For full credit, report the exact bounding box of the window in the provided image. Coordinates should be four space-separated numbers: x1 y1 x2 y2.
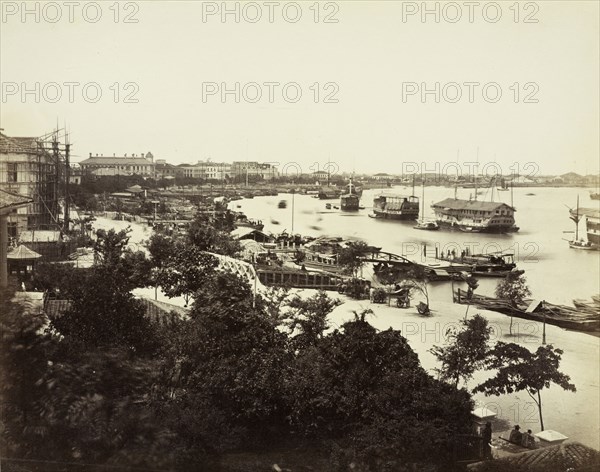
7 163 17 182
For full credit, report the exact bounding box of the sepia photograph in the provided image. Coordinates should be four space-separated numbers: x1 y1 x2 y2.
1 1 599 471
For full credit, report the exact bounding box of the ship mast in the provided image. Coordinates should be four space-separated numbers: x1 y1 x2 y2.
576 195 579 240
474 147 479 201
421 180 425 222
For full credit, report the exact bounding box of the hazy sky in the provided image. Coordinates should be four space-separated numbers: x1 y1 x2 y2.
1 1 598 177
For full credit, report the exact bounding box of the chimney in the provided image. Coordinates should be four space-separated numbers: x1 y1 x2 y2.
89 152 92 157
113 153 115 157
125 153 127 157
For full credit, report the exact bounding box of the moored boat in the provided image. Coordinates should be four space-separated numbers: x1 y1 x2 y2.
340 179 360 211
372 193 419 220
431 198 519 233
414 221 439 231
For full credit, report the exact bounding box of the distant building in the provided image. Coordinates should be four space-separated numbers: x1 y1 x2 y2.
312 170 330 181
79 152 155 176
155 159 180 180
0 132 61 238
373 172 395 181
231 161 278 180
180 161 232 180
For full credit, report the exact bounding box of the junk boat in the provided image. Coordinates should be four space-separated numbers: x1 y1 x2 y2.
278 200 287 209
340 179 360 211
372 193 419 220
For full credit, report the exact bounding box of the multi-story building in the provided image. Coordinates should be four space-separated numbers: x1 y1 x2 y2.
0 132 61 238
155 159 181 180
180 161 232 180
231 161 278 181
79 152 155 176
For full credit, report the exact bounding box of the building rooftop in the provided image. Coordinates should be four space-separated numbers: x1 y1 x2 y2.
432 198 515 211
0 133 39 153
469 441 600 470
7 245 42 260
79 155 154 166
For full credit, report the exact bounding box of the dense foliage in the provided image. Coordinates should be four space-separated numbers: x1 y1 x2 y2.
1 224 478 471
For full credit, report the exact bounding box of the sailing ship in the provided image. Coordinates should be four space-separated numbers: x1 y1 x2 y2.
414 182 438 230
340 179 360 211
567 197 599 250
431 182 519 233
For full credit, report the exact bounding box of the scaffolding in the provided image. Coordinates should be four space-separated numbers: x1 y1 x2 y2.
0 128 71 238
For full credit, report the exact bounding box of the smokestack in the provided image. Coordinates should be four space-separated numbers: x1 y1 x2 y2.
89 152 92 157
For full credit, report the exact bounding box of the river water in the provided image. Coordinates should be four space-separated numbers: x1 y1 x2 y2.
231 186 600 306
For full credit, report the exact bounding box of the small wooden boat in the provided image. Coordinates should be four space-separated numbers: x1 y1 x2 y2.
325 203 332 209
568 239 596 250
278 200 287 209
414 221 439 231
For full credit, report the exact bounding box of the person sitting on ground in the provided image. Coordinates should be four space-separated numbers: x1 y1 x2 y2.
509 425 522 444
521 429 536 449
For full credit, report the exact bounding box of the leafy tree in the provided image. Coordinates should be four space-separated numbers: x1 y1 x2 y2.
29 261 84 297
288 318 474 469
286 291 341 350
336 240 371 276
474 343 576 431
187 212 240 256
93 227 131 267
496 271 531 335
155 243 218 306
430 314 492 388
51 267 159 355
170 272 293 448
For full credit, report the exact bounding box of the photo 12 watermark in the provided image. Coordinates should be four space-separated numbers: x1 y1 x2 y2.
401 82 540 104
400 1 540 24
200 1 340 23
401 319 543 345
1 81 140 103
400 161 540 180
201 81 340 104
1 1 140 23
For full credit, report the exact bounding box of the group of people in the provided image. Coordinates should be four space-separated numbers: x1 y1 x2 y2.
509 424 537 449
480 422 537 461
